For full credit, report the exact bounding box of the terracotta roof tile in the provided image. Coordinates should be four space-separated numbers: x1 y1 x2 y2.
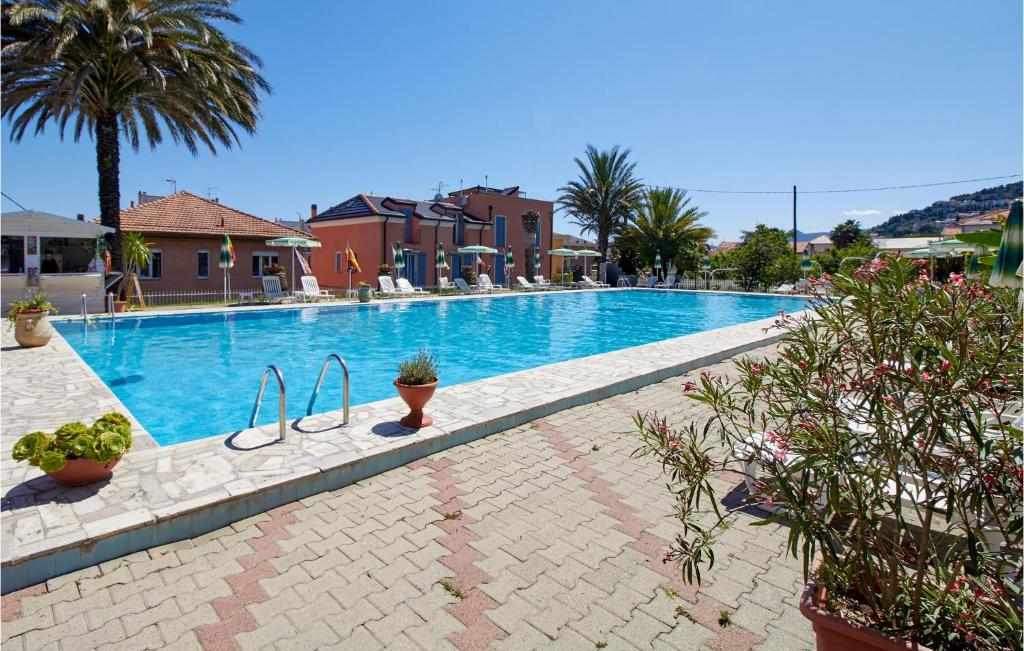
115 192 316 240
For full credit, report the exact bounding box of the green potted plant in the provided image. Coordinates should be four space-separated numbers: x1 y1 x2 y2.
357 281 373 303
12 412 133 486
394 349 439 428
7 292 58 347
634 258 1022 650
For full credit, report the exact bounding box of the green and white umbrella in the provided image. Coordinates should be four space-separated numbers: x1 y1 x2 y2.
392 242 405 271
654 250 662 277
548 248 577 284
266 236 321 290
504 247 514 270
435 242 448 269
991 201 1022 288
702 253 711 270
575 249 600 277
533 249 541 272
457 245 498 254
801 249 811 272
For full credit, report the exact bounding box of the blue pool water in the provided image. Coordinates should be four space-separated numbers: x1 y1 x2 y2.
55 291 807 445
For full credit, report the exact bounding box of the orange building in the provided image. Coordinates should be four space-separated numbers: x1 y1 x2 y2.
117 192 316 293
308 186 554 289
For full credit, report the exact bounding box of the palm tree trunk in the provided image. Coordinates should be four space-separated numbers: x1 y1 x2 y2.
95 112 122 273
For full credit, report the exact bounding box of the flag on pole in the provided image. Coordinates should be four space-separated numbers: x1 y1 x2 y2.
294 247 312 275
476 254 486 270
345 245 362 273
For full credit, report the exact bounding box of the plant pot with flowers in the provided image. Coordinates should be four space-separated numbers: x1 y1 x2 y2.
634 257 1022 650
394 349 439 428
357 282 373 303
8 292 58 347
12 413 133 486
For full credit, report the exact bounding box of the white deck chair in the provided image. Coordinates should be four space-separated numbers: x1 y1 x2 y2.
378 276 411 296
773 283 795 294
296 275 333 302
477 274 508 292
580 275 609 288
261 275 295 303
534 275 553 288
516 276 540 291
396 278 427 294
452 278 479 293
438 276 451 290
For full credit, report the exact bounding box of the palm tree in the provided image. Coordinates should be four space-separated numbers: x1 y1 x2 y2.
2 0 270 270
556 145 644 262
615 187 714 277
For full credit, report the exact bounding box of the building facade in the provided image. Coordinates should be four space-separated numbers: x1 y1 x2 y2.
308 186 554 289
116 192 317 293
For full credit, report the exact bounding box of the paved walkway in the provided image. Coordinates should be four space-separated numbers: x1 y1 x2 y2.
0 346 813 651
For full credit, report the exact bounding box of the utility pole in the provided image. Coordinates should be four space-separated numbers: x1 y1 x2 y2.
792 185 798 253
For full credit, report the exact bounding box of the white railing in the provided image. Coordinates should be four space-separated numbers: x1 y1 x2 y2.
140 289 260 307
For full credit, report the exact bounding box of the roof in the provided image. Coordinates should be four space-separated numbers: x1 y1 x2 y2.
794 241 810 253
941 226 963 237
312 193 488 224
448 185 520 197
2 210 113 238
808 235 833 245
872 237 937 250
712 241 738 253
116 192 314 240
553 233 594 247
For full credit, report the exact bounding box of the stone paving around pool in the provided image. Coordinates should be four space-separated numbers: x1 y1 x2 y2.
0 346 815 650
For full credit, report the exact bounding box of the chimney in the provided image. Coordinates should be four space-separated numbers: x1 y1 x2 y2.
76 213 85 221
130 200 135 208
137 191 143 205
310 203 318 219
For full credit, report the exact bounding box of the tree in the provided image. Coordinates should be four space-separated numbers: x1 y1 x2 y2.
614 187 713 277
556 145 644 262
732 224 800 291
2 0 270 271
829 219 872 249
815 241 880 275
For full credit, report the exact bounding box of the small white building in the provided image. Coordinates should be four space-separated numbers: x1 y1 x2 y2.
1 210 113 315
872 237 939 255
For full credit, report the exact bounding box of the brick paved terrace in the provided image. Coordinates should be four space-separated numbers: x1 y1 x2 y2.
0 345 813 651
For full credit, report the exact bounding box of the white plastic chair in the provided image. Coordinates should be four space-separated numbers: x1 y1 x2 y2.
396 278 427 295
477 274 508 292
261 275 295 303
296 275 333 302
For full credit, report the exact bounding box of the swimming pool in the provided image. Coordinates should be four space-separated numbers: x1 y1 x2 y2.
55 290 807 445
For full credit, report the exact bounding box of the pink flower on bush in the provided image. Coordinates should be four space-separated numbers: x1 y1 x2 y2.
940 360 952 373
948 272 966 287
682 380 697 393
920 372 932 382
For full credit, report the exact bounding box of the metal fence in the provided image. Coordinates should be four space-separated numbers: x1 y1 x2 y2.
140 289 258 307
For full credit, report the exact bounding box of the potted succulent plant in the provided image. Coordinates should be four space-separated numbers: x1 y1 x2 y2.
12 412 133 486
634 257 1022 650
7 292 58 347
357 281 373 303
394 349 439 428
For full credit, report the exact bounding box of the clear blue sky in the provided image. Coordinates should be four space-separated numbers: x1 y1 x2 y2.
2 0 1021 242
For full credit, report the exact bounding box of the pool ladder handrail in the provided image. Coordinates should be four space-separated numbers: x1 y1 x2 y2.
250 365 287 441
307 353 350 425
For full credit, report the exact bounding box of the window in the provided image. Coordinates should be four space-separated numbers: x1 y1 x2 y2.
1 236 25 273
197 250 210 279
138 250 162 279
252 252 279 277
335 252 343 273
455 215 465 246
495 215 506 247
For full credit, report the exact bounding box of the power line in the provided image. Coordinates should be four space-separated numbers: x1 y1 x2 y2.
0 191 28 210
652 173 1023 195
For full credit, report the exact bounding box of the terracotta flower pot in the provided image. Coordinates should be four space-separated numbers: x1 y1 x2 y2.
113 300 128 313
45 457 121 487
799 578 932 651
13 310 54 347
394 379 438 428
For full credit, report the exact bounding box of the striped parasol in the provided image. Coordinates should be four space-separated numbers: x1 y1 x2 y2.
990 201 1022 288
504 246 514 270
392 242 405 271
435 242 448 269
533 249 541 272
801 249 811 272
219 234 235 269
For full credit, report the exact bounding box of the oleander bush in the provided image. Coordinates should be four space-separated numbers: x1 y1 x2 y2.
12 412 132 473
396 349 438 386
634 257 1022 649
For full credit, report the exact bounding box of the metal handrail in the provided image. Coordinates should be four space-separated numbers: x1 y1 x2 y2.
307 354 350 425
250 365 287 441
107 292 115 321
81 293 88 323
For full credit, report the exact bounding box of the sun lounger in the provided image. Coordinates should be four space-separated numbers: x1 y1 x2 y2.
534 275 553 288
516 276 543 291
453 278 480 293
261 275 295 303
396 278 427 294
773 283 795 293
642 277 658 289
580 275 609 288
295 275 333 302
378 276 414 296
477 274 509 292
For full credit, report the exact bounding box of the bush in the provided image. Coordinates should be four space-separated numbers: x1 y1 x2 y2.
12 412 133 473
460 265 477 286
396 349 438 386
7 292 58 324
634 257 1022 649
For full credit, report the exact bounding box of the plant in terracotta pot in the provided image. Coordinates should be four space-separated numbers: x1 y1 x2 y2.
12 412 133 487
357 281 373 303
633 257 1022 650
7 292 58 347
394 349 439 428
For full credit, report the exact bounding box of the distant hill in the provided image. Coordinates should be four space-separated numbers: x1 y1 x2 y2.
871 182 1022 238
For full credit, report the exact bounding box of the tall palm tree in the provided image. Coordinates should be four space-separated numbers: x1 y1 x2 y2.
2 0 270 270
556 144 644 262
616 187 714 277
